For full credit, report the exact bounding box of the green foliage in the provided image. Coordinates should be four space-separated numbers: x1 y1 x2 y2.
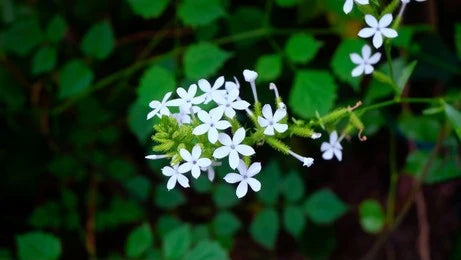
304 189 348 224
285 33 322 64
213 184 239 209
154 185 186 209
398 113 441 143
275 0 299 7
32 46 56 75
16 232 61 260
183 42 231 80
455 23 461 59
444 103 461 139
330 39 365 91
404 150 461 184
58 59 94 99
125 223 153 258
212 211 241 236
289 70 338 118
185 241 228 260
81 20 115 60
396 60 418 93
283 205 306 237
256 161 282 205
281 171 305 202
46 15 67 43
250 208 279 249
163 225 191 259
178 0 226 27
2 18 43 56
125 176 151 200
359 199 385 233
126 0 170 18
96 197 145 231
255 54 282 82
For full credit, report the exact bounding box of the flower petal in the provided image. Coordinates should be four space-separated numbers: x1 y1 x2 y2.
197 158 211 168
149 100 161 109
350 53 363 64
247 178 261 192
264 126 275 136
232 100 250 110
198 79 211 91
362 44 371 60
224 173 243 184
180 148 192 161
380 28 398 38
215 120 231 130
334 148 343 161
262 104 273 120
213 76 225 89
258 117 269 127
227 88 240 102
178 162 192 173
233 128 246 145
191 145 202 159
365 14 378 28
162 166 176 177
352 65 365 77
364 64 374 74
208 127 219 144
372 32 383 48
368 52 382 64
167 176 177 190
213 146 231 159
224 107 236 118
247 162 261 177
330 131 338 143
193 124 210 136
188 84 198 97
177 87 188 98
358 28 375 38
379 14 393 28
355 0 369 4
273 108 287 122
237 160 248 175
176 174 190 188
197 110 210 123
209 107 224 121
236 181 248 198
236 144 255 156
274 123 288 133
321 142 332 152
191 165 201 179
229 150 240 169
218 133 233 146
322 149 334 160
343 0 353 14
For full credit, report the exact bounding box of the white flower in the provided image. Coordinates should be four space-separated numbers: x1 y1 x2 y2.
311 132 322 139
257 104 288 136
192 107 232 144
224 160 261 198
147 92 176 120
172 84 205 112
225 80 239 93
172 107 192 125
162 165 189 190
145 154 169 160
288 150 314 167
343 0 369 14
213 128 255 169
243 69 259 102
401 0 425 3
350 44 381 77
358 14 398 48
212 89 250 118
321 131 343 161
198 76 225 104
178 145 212 178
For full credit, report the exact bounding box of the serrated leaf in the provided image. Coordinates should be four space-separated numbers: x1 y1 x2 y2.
126 0 170 18
444 103 461 139
2 18 43 56
81 21 115 60
184 241 228 260
46 15 67 43
359 199 385 234
283 205 306 238
58 59 94 99
304 189 348 224
281 171 305 202
330 39 365 91
255 54 282 82
212 184 238 209
32 46 57 75
289 70 338 118
285 33 322 64
183 42 231 80
212 211 241 236
397 61 417 93
154 185 186 210
256 161 282 205
250 208 279 249
16 232 61 260
125 223 153 258
163 225 191 259
178 0 225 26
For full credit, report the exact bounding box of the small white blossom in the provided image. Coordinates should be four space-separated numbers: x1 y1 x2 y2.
350 44 381 77
224 160 261 198
178 145 212 178
198 76 225 104
243 69 259 102
145 154 169 160
213 128 255 169
288 150 314 167
212 89 250 118
321 131 343 161
162 165 189 190
343 0 369 14
311 132 322 139
172 107 192 125
172 84 205 112
193 107 232 144
358 14 398 48
147 92 176 120
258 104 288 136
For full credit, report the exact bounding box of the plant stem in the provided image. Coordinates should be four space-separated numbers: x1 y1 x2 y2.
386 131 398 226
358 97 440 115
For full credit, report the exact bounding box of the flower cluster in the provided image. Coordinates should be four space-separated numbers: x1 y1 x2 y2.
144 69 357 198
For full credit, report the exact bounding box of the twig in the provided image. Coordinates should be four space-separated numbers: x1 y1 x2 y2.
416 191 431 260
85 174 98 259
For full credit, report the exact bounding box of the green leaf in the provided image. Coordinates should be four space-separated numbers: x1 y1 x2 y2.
125 176 151 200
157 215 183 237
16 232 61 260
255 54 282 82
58 59 94 99
455 23 461 59
256 161 282 205
212 184 238 209
330 39 365 91
163 225 191 259
275 0 299 7
185 241 228 260
281 171 305 202
81 21 115 60
304 189 348 224
404 150 461 184
183 42 231 80
283 205 306 238
359 199 385 234
95 197 145 231
32 46 57 75
250 208 279 249
2 18 43 56
392 26 414 49
178 0 225 26
397 61 418 93
125 223 153 258
212 211 241 236
444 103 461 139
285 33 322 64
154 185 186 210
227 7 264 48
46 15 67 43
398 113 441 143
28 202 61 229
137 65 177 102
289 70 338 118
126 0 170 18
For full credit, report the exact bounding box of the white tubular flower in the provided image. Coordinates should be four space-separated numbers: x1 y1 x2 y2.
147 92 176 120
172 84 206 112
198 76 225 104
243 69 259 102
162 165 190 190
311 132 322 139
145 154 169 160
358 14 398 49
258 104 288 136
288 150 314 167
269 83 286 110
212 89 250 118
192 107 232 144
178 145 212 178
213 128 255 169
224 160 261 198
321 131 343 161
350 44 381 77
343 0 369 14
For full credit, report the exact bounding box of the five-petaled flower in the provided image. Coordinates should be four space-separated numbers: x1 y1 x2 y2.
173 83 205 112
212 89 250 118
193 107 232 144
147 92 175 120
224 160 261 198
178 145 212 178
258 104 288 136
358 14 398 49
198 76 225 104
343 0 369 14
350 44 381 77
213 128 255 169
162 164 190 190
321 131 343 161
